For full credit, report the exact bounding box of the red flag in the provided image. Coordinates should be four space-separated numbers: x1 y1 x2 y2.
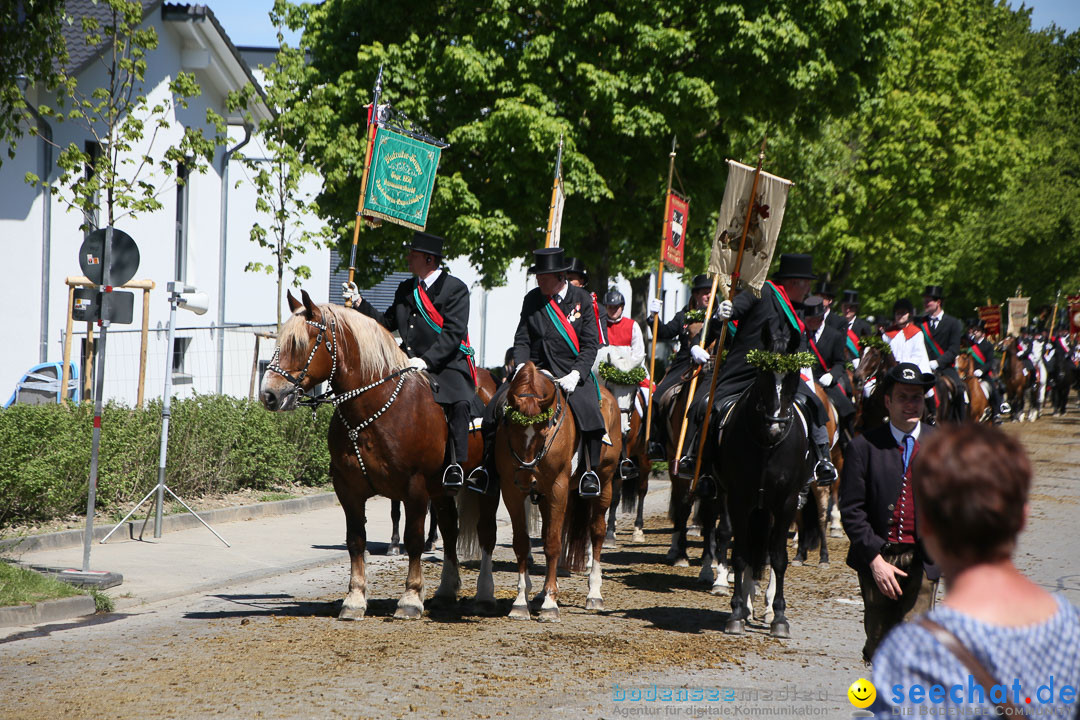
978 305 1001 337
662 192 689 270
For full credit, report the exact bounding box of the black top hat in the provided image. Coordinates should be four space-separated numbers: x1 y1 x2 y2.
885 362 936 391
813 280 837 298
409 231 444 257
923 285 944 300
893 298 914 315
566 257 588 279
603 288 625 307
966 317 986 331
528 247 571 274
801 295 826 319
773 253 817 280
691 274 712 292
841 289 860 306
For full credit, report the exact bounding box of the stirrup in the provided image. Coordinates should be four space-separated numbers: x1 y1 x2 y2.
675 456 695 480
578 470 601 498
618 458 638 481
464 466 489 495
814 459 837 486
442 463 464 491
1000 402 1011 414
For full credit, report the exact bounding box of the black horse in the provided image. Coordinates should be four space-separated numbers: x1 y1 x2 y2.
703 320 810 638
1046 341 1073 416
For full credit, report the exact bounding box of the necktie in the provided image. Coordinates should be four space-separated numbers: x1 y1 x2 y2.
902 434 915 475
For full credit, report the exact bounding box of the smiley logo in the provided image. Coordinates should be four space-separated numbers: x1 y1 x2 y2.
848 678 876 708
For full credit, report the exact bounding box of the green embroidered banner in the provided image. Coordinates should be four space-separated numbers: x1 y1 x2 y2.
362 127 443 231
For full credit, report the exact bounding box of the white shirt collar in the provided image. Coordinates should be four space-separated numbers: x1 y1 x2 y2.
930 309 944 322
419 267 442 290
889 421 921 445
552 281 568 304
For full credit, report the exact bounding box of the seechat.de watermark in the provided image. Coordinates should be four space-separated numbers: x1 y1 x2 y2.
859 675 1078 716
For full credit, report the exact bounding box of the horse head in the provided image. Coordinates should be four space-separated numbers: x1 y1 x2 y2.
261 290 338 411
751 320 802 444
501 361 569 481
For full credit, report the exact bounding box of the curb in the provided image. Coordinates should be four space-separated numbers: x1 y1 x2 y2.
0 594 97 629
0 492 340 554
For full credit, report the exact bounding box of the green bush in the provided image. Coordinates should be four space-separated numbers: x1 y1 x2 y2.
0 396 332 529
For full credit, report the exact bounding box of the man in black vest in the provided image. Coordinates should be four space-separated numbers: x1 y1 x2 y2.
839 362 940 663
645 273 721 459
481 247 605 497
342 232 477 492
803 295 855 441
919 285 966 419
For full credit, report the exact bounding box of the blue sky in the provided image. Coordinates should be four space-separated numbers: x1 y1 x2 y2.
212 0 1079 49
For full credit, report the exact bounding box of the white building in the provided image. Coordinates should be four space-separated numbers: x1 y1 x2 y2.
3 2 679 406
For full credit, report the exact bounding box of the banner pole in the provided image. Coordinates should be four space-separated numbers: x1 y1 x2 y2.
545 135 564 248
1049 288 1061 340
644 136 677 447
346 64 383 302
689 137 768 494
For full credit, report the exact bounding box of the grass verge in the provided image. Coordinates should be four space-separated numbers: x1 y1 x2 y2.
0 561 82 607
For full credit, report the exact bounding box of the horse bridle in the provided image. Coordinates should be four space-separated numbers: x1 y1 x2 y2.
267 316 338 394
503 384 566 492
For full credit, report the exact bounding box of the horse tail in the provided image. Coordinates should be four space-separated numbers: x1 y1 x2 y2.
620 473 640 514
561 491 592 573
455 491 482 562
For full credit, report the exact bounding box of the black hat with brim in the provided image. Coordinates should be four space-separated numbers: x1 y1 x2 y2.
691 274 712 292
885 362 936 390
409 231 444 257
814 280 837 298
841 289 859 306
528 247 571 274
923 285 944 300
893 298 915 316
566 257 588 279
773 253 817 280
802 295 826 319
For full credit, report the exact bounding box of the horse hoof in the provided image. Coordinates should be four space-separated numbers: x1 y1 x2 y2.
585 597 604 611
603 536 617 550
424 541 436 552
790 559 803 567
673 557 690 568
818 562 830 569
338 605 366 620
509 604 531 620
386 545 401 557
537 607 560 623
709 584 729 597
394 604 423 620
724 618 745 635
770 620 791 638
631 529 645 543
687 525 702 539
829 528 843 539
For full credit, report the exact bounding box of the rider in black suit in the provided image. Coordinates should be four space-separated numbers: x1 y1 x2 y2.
815 280 848 336
839 362 941 663
840 289 873 365
344 232 477 491
803 296 855 438
919 285 967 419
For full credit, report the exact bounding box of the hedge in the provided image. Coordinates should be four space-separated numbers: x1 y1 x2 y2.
0 396 333 530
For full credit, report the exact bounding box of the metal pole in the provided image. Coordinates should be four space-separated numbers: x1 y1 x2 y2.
82 225 113 571
154 295 178 537
217 124 253 393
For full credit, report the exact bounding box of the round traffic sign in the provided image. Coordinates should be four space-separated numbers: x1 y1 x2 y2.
79 227 139 286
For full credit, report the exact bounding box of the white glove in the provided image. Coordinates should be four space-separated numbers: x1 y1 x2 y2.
648 298 662 315
714 299 734 320
852 357 861 370
863 378 876 399
557 370 580 394
690 345 709 365
407 357 427 371
929 359 939 371
819 372 834 387
341 281 361 304
974 368 983 378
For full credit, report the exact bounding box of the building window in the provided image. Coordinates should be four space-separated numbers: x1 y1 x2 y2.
172 336 193 385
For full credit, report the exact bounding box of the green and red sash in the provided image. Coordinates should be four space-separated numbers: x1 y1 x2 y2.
918 321 945 359
806 332 829 372
765 280 805 335
544 297 601 402
967 344 987 366
846 329 861 358
413 281 477 386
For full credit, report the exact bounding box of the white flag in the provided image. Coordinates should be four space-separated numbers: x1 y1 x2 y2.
548 178 565 248
708 160 792 298
1007 297 1029 337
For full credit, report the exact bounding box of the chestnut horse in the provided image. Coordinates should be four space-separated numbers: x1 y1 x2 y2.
1001 337 1034 422
955 352 991 423
261 291 499 619
495 362 621 621
603 382 653 547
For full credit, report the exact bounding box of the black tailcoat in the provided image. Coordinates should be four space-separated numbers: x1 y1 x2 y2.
918 312 964 367
808 323 855 418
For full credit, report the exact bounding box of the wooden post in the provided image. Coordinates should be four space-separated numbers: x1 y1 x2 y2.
672 273 720 472
137 287 151 406
61 285 75 405
644 136 677 447
689 139 768 495
83 321 95 400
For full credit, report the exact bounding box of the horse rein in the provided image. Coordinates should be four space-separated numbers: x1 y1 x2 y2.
504 384 566 493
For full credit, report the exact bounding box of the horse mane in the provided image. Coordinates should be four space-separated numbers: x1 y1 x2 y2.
278 303 413 381
507 363 554 417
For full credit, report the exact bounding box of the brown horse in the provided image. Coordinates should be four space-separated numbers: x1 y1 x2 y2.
495 362 621 621
955 352 991 423
261 291 499 619
601 380 653 547
1001 337 1034 421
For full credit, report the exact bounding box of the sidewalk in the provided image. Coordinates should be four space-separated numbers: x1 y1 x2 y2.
1 479 670 627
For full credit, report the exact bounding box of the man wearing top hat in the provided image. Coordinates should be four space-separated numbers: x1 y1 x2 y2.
839 362 940 663
841 289 874 366
342 231 477 492
680 254 838 489
919 285 966 419
645 273 722 459
566 256 607 347
803 295 855 439
965 318 1009 422
480 247 605 497
815 280 848 335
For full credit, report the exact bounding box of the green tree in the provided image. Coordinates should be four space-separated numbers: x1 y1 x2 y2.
238 8 330 333
25 0 221 228
1 0 67 165
279 0 899 298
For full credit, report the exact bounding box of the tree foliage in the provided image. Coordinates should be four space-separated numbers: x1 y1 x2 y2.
280 0 900 291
